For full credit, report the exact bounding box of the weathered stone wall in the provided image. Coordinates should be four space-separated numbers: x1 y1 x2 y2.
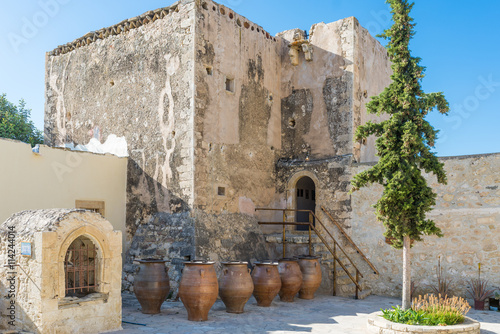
272 155 355 294
350 153 500 299
279 21 353 160
0 209 122 334
267 18 392 296
123 212 195 293
192 0 282 261
44 1 198 283
351 19 392 163
279 17 390 163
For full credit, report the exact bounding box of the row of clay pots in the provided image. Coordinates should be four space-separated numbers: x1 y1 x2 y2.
253 256 322 306
133 256 322 321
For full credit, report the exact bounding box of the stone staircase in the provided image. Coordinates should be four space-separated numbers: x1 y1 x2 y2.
264 233 376 299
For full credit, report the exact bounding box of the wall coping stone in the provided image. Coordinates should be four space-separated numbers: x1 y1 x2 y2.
353 152 500 167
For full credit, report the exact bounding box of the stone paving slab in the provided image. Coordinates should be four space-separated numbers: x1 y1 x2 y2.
111 293 500 334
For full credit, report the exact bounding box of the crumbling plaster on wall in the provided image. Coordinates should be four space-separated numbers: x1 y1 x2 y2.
190 0 283 263
194 0 282 216
44 2 197 240
351 18 392 163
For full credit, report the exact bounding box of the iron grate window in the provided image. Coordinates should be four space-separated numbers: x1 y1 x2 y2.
64 236 97 297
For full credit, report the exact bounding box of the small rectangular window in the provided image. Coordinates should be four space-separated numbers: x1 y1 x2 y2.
225 77 235 92
305 189 309 199
218 186 226 196
75 200 105 217
206 66 213 75
312 190 315 201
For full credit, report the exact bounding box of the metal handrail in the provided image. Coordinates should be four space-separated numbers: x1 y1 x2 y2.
308 222 362 293
321 206 379 275
308 211 364 279
255 208 362 295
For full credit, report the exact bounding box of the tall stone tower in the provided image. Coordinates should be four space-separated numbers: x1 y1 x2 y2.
44 0 391 293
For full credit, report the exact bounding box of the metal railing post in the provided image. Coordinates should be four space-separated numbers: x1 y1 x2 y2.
308 211 312 256
355 269 359 300
255 207 363 296
333 242 337 296
282 210 286 258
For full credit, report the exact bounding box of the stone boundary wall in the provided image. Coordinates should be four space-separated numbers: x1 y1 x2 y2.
350 153 500 299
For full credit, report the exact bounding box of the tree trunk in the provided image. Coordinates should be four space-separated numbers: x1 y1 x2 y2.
402 235 411 310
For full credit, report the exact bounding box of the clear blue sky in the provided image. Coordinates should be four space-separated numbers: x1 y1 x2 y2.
0 0 498 157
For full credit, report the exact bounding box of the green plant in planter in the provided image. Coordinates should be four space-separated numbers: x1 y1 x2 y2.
429 257 453 298
380 294 470 326
467 264 494 310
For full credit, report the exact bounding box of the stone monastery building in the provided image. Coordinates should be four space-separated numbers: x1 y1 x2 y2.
43 0 499 298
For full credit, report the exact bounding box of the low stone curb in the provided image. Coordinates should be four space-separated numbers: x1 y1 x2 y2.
367 311 480 334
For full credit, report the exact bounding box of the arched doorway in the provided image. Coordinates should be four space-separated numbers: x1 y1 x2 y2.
295 176 316 231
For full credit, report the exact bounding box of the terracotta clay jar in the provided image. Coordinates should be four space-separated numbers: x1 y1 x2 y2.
134 259 170 314
278 258 303 302
251 261 281 307
178 261 219 321
219 261 254 313
297 255 322 300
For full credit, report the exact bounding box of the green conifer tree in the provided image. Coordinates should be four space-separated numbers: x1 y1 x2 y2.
350 0 449 309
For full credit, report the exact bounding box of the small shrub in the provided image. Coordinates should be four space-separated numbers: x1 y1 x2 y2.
380 294 470 326
467 278 494 302
381 306 427 325
413 294 470 326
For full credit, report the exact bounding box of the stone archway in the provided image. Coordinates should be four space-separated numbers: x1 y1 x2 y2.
296 176 316 230
286 171 320 230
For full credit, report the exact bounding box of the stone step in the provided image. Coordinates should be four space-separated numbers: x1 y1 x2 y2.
357 288 372 300
335 281 370 298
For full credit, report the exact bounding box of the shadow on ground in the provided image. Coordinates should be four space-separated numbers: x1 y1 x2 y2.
112 293 500 334
113 293 400 333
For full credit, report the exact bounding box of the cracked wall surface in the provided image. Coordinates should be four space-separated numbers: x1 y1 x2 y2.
192 0 283 262
44 0 197 289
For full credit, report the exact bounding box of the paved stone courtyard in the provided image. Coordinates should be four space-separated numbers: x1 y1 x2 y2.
112 293 500 334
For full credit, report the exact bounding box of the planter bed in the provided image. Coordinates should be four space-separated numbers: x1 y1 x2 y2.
367 311 480 334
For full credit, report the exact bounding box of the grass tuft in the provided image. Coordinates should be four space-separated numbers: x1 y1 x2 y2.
381 294 471 326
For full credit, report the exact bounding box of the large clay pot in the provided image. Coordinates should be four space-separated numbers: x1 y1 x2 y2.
278 258 303 302
178 261 219 321
251 261 281 307
474 300 485 310
219 261 254 313
133 259 170 314
297 255 322 300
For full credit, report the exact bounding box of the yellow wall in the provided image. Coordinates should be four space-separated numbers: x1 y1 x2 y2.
0 139 128 253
